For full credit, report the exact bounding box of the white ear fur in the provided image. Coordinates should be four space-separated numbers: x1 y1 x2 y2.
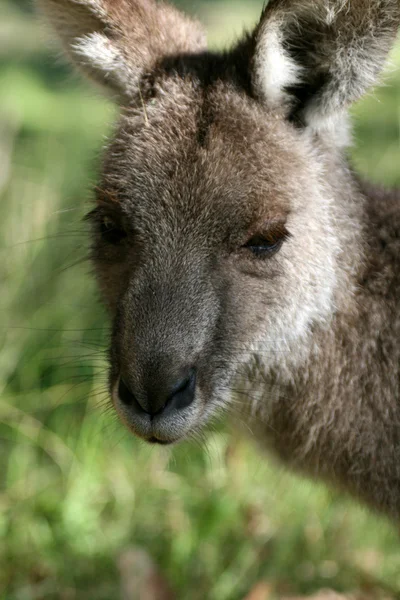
37 0 207 101
74 32 121 72
254 20 301 109
253 0 400 132
37 0 131 98
72 31 137 95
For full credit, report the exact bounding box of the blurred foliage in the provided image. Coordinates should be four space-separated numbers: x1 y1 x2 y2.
0 1 399 599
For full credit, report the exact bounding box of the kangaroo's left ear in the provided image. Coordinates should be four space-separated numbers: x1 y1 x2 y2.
252 0 400 130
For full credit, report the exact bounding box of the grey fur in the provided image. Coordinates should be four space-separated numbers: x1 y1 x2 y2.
37 0 400 519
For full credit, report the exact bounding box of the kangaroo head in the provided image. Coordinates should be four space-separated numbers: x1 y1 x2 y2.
38 0 399 444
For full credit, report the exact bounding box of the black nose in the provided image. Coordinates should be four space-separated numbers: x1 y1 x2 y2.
118 367 196 418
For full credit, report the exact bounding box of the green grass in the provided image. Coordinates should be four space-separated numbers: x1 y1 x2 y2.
1 2 400 599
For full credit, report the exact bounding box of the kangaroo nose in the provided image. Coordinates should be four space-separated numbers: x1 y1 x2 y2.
118 367 196 417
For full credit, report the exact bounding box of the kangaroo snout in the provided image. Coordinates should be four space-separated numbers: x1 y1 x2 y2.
119 366 197 416
115 366 199 445
112 272 217 444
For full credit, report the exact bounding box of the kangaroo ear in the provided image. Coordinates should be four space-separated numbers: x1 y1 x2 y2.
252 0 400 130
36 0 206 101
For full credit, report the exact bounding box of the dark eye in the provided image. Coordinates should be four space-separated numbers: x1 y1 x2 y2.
244 226 290 258
245 236 282 257
100 216 127 245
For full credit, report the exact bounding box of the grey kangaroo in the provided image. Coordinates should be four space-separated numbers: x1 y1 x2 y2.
37 0 400 520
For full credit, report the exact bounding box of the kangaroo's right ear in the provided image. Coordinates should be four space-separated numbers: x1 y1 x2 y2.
36 0 206 101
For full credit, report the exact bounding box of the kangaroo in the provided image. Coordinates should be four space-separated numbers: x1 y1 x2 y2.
37 0 400 520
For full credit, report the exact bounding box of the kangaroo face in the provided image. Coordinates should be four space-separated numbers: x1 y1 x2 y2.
38 0 399 444
88 78 338 443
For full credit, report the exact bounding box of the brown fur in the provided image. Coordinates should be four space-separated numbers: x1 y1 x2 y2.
37 0 400 519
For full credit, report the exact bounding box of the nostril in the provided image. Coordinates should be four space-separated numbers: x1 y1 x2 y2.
118 377 135 406
166 367 197 413
171 369 195 397
118 368 197 418
118 378 149 416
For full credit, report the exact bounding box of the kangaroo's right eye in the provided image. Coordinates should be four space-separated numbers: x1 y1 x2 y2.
100 216 127 245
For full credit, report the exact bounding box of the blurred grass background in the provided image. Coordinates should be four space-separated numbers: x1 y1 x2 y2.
0 1 399 599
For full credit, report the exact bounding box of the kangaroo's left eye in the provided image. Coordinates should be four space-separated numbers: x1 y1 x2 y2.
244 224 290 258
245 236 282 257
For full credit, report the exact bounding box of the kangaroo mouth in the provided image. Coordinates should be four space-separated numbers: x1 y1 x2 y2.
148 437 174 446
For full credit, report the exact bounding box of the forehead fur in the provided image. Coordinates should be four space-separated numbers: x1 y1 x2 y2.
101 71 311 231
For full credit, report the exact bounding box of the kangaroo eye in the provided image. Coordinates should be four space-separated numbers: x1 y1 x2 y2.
245 236 282 257
100 216 127 245
244 225 290 258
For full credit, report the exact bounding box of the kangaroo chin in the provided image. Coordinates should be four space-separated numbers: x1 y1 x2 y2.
37 0 400 520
